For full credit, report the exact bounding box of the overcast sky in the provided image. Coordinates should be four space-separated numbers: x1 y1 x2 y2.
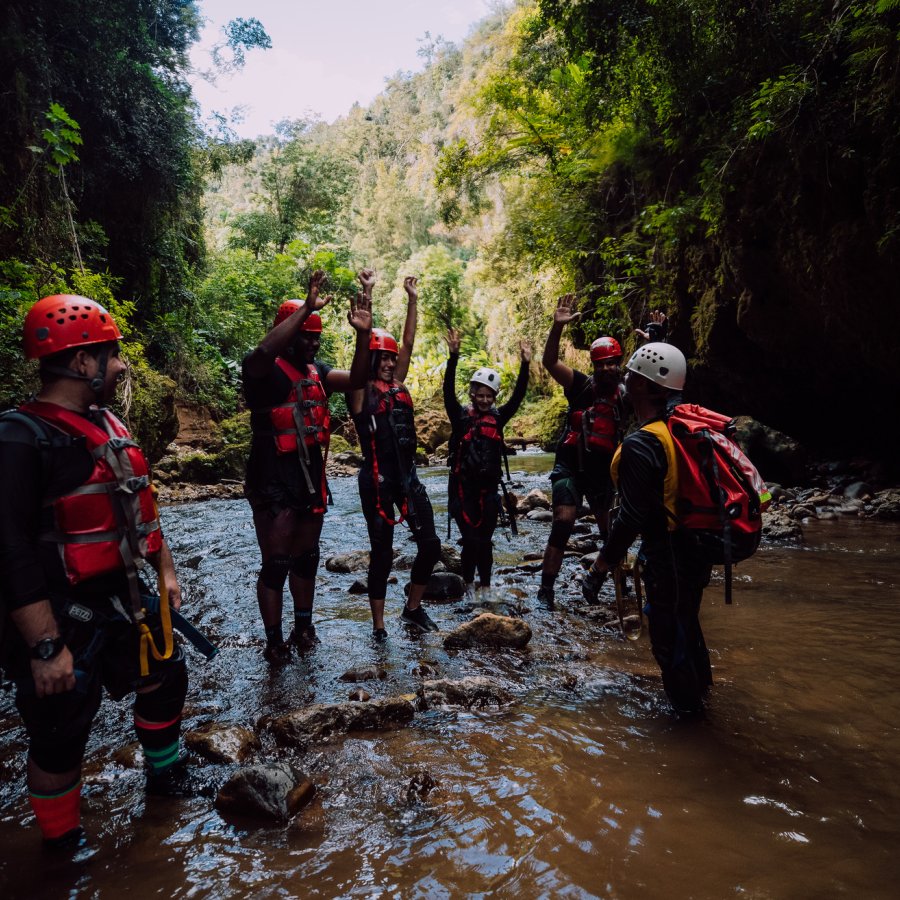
189 0 495 138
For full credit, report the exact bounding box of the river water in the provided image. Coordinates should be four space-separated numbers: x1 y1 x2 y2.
1 453 898 898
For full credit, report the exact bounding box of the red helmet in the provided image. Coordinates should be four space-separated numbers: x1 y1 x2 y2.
370 328 398 355
274 300 322 332
590 336 622 362
23 294 122 360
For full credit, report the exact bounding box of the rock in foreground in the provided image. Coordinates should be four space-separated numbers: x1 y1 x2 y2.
443 613 532 650
215 762 314 822
184 723 260 765
418 676 514 709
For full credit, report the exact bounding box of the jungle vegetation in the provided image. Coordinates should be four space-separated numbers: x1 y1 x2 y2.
2 1 898 455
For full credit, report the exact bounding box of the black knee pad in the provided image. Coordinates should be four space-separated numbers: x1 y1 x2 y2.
134 648 188 722
547 518 574 550
290 548 320 580
259 555 291 590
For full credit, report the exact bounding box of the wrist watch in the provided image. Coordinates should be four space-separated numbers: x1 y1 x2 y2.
30 636 65 661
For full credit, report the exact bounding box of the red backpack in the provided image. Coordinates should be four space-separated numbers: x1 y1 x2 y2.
664 404 772 604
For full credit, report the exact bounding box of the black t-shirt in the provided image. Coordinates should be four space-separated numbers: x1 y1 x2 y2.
242 356 333 491
0 410 131 611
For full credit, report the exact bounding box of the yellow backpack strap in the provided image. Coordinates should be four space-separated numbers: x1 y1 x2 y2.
640 420 680 531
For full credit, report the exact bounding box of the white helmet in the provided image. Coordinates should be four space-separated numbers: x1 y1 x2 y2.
626 342 686 390
470 367 501 393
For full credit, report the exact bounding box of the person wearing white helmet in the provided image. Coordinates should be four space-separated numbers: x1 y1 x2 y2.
443 329 532 599
587 342 716 716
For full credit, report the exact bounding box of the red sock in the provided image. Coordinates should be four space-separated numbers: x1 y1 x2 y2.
29 779 82 841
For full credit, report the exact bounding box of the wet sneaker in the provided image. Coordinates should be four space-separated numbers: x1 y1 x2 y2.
536 585 555 610
581 567 607 605
43 826 87 852
263 640 291 665
289 626 320 653
400 604 439 633
372 627 388 642
146 755 210 798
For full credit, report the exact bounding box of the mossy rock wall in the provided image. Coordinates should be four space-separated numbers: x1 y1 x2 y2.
126 361 179 464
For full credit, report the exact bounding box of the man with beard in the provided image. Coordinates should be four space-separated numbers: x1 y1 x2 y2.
0 295 189 847
243 270 372 664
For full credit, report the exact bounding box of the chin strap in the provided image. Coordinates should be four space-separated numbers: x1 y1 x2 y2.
41 346 111 397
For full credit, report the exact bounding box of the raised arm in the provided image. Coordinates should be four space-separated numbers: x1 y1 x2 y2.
498 341 532 424
443 328 463 419
324 289 373 393
542 294 579 390
394 276 417 383
634 310 669 344
243 270 330 379
345 268 376 413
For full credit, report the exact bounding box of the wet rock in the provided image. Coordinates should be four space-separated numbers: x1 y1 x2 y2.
580 551 600 569
571 523 593 535
263 697 415 748
817 509 837 521
844 481 873 501
215 762 314 822
523 550 543 561
348 688 371 702
112 742 143 768
568 538 598 554
403 571 465 602
332 450 363 467
790 505 816 520
406 771 437 802
838 499 864 514
184 723 260 765
410 662 438 678
517 489 551 513
869 489 900 520
415 409 452 452
439 544 463 575
348 577 368 594
761 507 803 543
339 666 387 683
443 613 532 650
417 676 514 709
526 509 553 522
732 416 808 485
325 550 370 573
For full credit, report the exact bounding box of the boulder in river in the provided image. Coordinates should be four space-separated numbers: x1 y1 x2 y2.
339 666 388 683
526 509 553 522
417 676 514 710
263 697 415 748
404 571 465 602
325 550 371 573
184 723 260 765
517 489 551 513
762 507 804 542
215 762 314 822
348 688 371 702
443 613 532 650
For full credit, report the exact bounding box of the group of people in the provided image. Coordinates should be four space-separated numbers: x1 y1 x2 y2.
0 273 717 848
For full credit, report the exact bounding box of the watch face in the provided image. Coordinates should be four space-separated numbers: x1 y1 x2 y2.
34 638 61 660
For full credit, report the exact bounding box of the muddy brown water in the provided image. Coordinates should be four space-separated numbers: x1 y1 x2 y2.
1 452 898 898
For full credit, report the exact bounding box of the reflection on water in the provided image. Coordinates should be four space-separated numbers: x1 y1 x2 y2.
1 451 899 898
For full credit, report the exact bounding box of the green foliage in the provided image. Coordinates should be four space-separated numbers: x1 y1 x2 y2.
41 103 83 175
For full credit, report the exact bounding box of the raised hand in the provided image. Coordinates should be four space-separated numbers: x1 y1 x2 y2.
519 340 533 363
403 276 418 302
348 290 373 333
634 309 667 341
553 293 580 326
307 270 331 311
358 268 376 298
445 327 461 354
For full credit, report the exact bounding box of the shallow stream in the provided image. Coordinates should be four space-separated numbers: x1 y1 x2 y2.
1 452 898 898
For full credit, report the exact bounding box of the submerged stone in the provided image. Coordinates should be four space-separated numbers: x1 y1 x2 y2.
325 550 370 573
263 697 415 748
339 666 387 683
443 613 532 650
417 676 514 709
215 762 314 822
184 723 260 765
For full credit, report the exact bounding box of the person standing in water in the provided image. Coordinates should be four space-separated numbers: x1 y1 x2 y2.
243 269 373 663
443 328 531 600
349 275 441 640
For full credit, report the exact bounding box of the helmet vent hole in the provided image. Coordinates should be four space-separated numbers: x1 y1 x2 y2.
100 315 107 322
68 315 77 320
36 327 49 340
81 313 89 319
56 318 65 324
660 366 669 376
45 312 53 318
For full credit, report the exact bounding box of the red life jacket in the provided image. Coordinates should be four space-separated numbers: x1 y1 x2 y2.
367 380 417 525
269 358 330 454
456 406 504 483
562 388 621 454
21 401 162 588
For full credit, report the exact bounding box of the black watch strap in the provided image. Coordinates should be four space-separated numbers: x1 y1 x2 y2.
30 637 65 661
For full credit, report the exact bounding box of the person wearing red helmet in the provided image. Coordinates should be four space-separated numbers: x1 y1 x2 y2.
0 295 191 847
348 275 441 639
242 269 373 664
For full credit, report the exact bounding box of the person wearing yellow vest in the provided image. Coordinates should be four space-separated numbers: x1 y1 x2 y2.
243 270 373 664
587 342 715 715
0 295 190 848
